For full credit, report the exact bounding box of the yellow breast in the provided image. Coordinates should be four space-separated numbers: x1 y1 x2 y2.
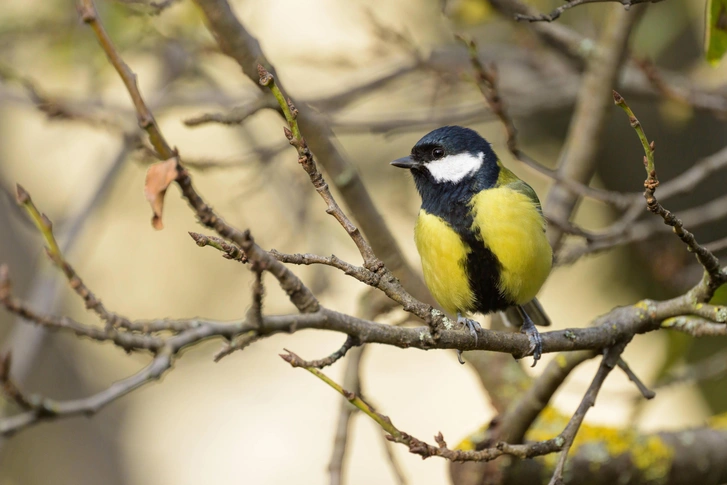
470 187 552 304
414 211 474 316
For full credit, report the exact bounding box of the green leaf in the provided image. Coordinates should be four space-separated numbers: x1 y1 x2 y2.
705 0 727 66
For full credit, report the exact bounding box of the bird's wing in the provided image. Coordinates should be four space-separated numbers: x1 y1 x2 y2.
506 179 543 216
496 165 544 218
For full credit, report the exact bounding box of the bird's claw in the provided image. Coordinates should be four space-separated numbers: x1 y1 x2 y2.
521 323 542 367
455 315 481 365
463 318 481 344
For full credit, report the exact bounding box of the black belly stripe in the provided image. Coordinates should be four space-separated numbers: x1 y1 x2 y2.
419 180 513 315
461 229 512 314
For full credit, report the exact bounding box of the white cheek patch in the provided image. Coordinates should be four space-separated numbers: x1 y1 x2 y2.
425 152 484 183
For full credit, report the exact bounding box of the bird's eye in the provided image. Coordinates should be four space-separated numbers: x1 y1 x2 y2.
432 148 445 160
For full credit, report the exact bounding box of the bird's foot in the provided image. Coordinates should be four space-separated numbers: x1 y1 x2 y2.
455 314 481 365
457 314 482 342
520 318 542 367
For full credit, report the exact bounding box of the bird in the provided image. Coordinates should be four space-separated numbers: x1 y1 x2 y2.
391 125 552 365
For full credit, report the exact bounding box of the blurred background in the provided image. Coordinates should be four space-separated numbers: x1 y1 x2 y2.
1 0 726 484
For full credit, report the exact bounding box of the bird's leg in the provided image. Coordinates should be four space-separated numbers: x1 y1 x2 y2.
455 313 481 365
517 305 542 367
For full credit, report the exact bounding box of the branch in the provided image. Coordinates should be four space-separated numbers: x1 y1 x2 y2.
0 348 173 437
460 37 636 211
613 90 727 297
194 233 437 327
328 346 365 485
495 351 596 444
258 66 379 268
281 342 626 473
546 342 628 484
14 185 133 329
77 0 250 246
191 0 432 302
556 193 727 264
0 353 34 411
113 0 180 15
183 95 278 126
0 63 124 131
284 336 361 370
617 357 656 399
662 316 727 337
543 5 642 249
515 0 662 23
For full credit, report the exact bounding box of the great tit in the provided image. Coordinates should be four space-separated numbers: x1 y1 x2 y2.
391 126 552 364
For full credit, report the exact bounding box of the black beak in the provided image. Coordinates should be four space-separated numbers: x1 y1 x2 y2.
390 156 420 169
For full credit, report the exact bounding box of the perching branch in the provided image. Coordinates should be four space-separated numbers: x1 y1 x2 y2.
4 184 727 439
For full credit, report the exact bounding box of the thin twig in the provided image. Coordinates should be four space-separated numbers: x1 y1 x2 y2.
617 357 655 399
515 0 661 23
547 342 628 484
189 232 248 263
257 66 377 268
78 0 250 246
183 96 279 126
460 37 635 211
496 350 596 444
281 344 626 469
113 0 180 15
328 345 365 485
0 353 34 411
14 186 133 329
284 336 361 370
557 194 727 264
191 0 433 305
613 90 727 297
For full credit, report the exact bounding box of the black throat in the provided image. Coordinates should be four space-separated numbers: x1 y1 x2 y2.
412 168 513 314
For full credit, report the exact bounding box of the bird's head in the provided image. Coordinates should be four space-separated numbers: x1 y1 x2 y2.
391 126 499 188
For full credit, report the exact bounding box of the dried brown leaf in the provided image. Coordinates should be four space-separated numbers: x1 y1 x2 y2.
144 158 177 230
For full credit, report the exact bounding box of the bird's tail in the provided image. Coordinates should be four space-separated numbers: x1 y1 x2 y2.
502 298 551 328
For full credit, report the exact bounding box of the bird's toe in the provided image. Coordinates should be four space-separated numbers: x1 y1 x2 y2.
521 325 543 367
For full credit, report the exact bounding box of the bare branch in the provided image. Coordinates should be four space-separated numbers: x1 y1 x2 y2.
282 342 626 471
617 357 655 399
0 63 124 130
77 0 250 246
284 336 361 370
460 37 636 211
613 90 727 297
662 316 727 337
183 95 279 126
543 6 642 248
328 346 364 485
191 0 433 303
0 353 34 411
113 0 180 15
496 351 596 444
546 342 628 484
0 348 173 437
14 186 134 329
189 232 248 263
515 0 662 23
